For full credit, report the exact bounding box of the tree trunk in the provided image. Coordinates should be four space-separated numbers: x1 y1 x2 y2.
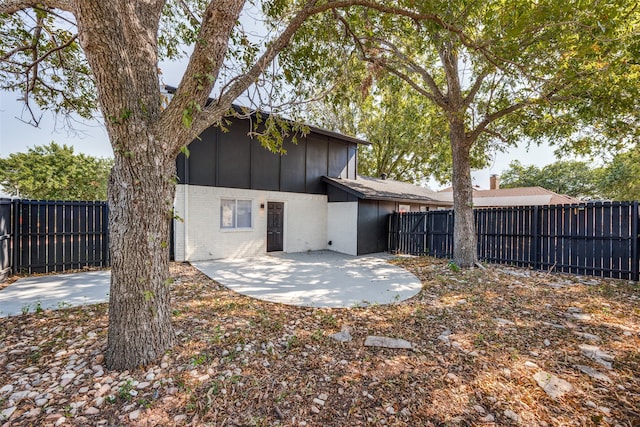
450 120 478 268
105 148 176 370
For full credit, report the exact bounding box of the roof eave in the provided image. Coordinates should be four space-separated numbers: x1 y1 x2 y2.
164 85 370 146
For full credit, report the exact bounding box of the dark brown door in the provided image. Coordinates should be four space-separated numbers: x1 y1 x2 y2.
267 202 284 252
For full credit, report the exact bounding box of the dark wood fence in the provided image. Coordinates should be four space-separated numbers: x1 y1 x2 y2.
0 199 109 277
0 199 13 280
389 201 640 281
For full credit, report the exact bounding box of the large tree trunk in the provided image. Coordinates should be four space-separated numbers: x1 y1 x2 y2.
105 148 176 370
450 120 478 268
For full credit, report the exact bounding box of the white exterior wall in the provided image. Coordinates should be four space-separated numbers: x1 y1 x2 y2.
326 202 358 256
173 185 328 261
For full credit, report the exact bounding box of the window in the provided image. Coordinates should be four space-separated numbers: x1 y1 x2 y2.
220 199 252 229
398 204 411 213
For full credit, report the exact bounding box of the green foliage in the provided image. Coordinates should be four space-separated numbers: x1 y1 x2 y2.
598 147 640 201
501 154 640 201
305 71 487 184
500 160 603 199
0 142 112 200
279 0 639 177
0 9 96 121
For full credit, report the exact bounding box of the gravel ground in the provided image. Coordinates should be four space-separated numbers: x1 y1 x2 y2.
0 259 638 426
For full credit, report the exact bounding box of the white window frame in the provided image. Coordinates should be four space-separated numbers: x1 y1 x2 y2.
220 199 253 230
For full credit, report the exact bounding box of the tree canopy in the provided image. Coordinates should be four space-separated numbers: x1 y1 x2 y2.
304 67 488 184
279 0 639 266
500 160 602 200
500 154 640 202
0 142 112 200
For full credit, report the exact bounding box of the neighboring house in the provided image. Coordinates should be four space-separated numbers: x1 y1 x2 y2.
437 175 581 207
172 113 447 260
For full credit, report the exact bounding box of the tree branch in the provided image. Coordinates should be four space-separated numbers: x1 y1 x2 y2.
0 0 75 14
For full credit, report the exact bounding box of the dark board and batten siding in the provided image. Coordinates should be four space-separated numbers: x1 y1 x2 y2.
177 117 358 193
357 200 395 255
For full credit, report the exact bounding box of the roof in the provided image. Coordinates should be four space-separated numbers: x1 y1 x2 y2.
323 176 453 205
437 186 581 207
163 85 369 146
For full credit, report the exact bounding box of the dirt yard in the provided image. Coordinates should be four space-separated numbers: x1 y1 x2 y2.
0 258 638 426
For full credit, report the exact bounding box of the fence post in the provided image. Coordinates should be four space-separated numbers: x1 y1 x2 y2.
11 199 19 275
632 201 639 282
532 205 540 271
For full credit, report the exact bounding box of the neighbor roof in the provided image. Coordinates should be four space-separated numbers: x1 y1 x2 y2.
438 186 581 207
323 176 452 205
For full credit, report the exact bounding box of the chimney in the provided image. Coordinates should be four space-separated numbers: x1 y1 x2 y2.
380 173 387 180
490 174 500 190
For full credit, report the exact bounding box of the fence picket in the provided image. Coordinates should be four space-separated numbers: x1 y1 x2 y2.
389 202 640 281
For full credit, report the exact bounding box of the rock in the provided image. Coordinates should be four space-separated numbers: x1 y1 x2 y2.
364 336 412 349
9 390 29 403
533 371 573 399
96 384 111 397
313 398 325 406
94 354 104 365
129 410 141 420
543 339 551 347
329 326 353 343
0 384 13 395
0 406 16 421
174 414 188 422
310 405 320 414
579 344 614 369
575 365 612 383
575 332 601 341
479 414 495 423
85 407 100 415
571 313 592 321
136 382 151 389
318 393 328 401
503 409 520 423
494 318 515 326
524 361 539 369
145 372 155 381
386 406 396 415
55 416 67 426
473 405 485 414
60 372 76 387
35 398 48 406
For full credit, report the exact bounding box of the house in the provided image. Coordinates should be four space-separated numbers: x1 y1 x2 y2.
437 175 581 207
172 114 448 261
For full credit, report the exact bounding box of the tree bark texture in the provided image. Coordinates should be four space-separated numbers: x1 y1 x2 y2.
450 119 478 268
75 0 178 370
106 152 176 370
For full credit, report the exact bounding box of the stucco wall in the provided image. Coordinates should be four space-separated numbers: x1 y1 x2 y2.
327 202 358 256
173 185 328 261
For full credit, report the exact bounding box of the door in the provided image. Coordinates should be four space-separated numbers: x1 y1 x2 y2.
267 202 284 252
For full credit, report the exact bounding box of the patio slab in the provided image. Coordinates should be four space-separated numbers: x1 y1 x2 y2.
0 251 422 316
0 270 111 317
192 250 422 308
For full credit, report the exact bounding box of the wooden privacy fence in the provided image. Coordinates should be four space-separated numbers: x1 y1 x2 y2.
0 199 109 279
389 201 640 281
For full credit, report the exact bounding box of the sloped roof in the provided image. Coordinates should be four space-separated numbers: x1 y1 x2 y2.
437 186 581 206
164 85 369 146
323 176 452 205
